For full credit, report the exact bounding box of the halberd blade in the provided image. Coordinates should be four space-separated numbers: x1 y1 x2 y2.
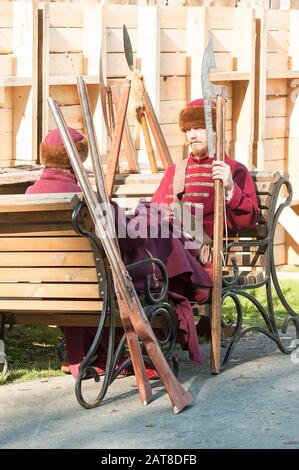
123 24 134 71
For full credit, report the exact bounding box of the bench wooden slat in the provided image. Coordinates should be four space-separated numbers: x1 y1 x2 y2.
0 252 95 267
0 224 75 235
0 299 104 312
12 313 123 328
0 283 101 299
0 267 97 282
226 253 265 267
0 237 92 251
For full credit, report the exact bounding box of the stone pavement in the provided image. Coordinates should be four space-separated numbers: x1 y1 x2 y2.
1 331 299 450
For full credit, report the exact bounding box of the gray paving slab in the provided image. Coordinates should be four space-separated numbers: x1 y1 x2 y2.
1 331 299 450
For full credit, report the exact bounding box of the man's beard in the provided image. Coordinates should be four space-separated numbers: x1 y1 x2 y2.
189 141 208 158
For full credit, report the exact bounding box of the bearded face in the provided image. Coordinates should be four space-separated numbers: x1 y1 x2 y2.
185 128 209 158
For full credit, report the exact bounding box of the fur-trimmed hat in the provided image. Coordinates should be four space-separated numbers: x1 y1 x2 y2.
40 127 88 169
179 98 216 133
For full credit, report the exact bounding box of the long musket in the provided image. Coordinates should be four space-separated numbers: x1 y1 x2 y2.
48 96 192 414
77 76 151 405
201 38 227 374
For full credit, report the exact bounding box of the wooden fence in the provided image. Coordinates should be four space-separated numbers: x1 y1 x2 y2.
0 1 298 265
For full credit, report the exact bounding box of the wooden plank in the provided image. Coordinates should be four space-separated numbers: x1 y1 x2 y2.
265 117 287 139
48 3 83 28
0 299 103 313
0 2 13 28
113 183 159 196
0 133 12 160
266 52 289 72
159 100 186 124
49 53 83 76
48 104 83 131
226 253 265 267
214 52 234 72
160 52 186 76
264 159 285 172
160 76 187 100
13 313 104 328
49 27 83 53
266 96 287 117
0 267 97 282
160 123 185 146
207 7 234 30
264 138 286 160
160 29 187 53
267 31 289 53
0 28 12 53
0 86 12 107
0 108 12 133
107 27 137 53
210 30 234 53
49 84 80 106
0 252 95 267
267 79 287 96
105 5 138 28
159 6 187 28
0 237 91 252
107 53 131 77
0 283 100 299
267 10 290 31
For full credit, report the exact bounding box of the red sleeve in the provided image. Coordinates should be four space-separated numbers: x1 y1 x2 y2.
151 164 176 204
226 161 259 233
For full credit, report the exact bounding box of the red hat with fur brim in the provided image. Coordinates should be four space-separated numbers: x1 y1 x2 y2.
40 127 88 169
179 98 216 133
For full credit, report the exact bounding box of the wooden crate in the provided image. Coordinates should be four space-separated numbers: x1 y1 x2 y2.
0 1 38 167
254 9 299 197
40 1 102 167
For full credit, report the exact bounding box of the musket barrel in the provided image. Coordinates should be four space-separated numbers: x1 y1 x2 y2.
77 76 116 240
48 96 132 307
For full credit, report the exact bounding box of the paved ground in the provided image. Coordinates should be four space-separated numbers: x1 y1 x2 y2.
1 329 299 449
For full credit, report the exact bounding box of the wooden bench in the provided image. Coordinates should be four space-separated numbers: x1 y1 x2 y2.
0 170 298 402
0 188 178 408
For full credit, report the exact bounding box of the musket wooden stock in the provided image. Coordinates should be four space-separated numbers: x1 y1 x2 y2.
211 96 226 374
106 81 131 198
142 91 173 169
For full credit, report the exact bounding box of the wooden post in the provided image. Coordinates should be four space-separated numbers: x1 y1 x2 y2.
111 85 139 173
211 95 226 375
106 80 131 198
143 91 173 169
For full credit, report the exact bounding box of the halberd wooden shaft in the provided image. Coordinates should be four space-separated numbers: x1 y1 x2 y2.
211 95 226 374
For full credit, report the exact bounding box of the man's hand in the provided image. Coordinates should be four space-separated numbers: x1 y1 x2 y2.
212 160 233 191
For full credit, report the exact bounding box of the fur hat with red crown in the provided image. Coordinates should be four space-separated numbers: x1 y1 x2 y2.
179 98 216 133
40 127 88 170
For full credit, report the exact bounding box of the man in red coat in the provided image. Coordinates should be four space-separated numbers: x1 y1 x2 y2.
152 98 259 239
151 98 259 332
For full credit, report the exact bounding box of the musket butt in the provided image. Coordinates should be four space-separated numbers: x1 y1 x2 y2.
172 393 193 414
